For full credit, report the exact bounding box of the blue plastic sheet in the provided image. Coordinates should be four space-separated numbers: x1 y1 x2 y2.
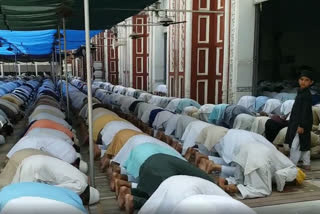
0 29 102 57
56 30 102 51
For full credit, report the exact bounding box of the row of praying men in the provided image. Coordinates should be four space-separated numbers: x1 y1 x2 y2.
0 78 100 213
55 79 306 214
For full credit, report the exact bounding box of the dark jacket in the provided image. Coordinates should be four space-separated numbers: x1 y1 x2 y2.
285 88 313 151
137 154 214 197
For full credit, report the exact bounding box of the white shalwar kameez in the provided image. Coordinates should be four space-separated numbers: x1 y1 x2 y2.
139 175 255 214
12 155 88 195
29 112 72 129
181 121 211 154
152 111 174 130
7 135 77 164
165 98 182 112
215 129 297 199
262 99 282 114
171 195 256 214
26 128 74 145
164 114 182 136
237 96 256 112
100 121 141 148
120 97 137 114
31 105 65 119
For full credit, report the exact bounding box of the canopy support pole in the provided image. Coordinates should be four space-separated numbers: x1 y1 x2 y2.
35 62 38 76
51 52 56 84
63 17 70 120
14 54 18 76
84 0 95 187
54 46 58 85
0 63 3 77
50 54 53 79
58 25 63 101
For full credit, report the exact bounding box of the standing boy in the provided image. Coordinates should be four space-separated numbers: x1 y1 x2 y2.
285 66 314 170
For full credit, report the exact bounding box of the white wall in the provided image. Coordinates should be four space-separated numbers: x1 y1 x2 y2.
151 25 166 91
229 0 256 103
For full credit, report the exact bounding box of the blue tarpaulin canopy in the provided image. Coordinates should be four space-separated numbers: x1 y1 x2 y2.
0 0 159 60
0 29 102 60
56 30 102 51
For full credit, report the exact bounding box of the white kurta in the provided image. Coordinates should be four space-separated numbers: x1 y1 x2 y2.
12 155 88 194
100 121 141 147
280 100 295 116
92 108 118 124
148 95 162 106
196 125 228 152
152 111 174 130
138 175 227 214
198 104 215 122
171 195 256 214
181 121 211 154
165 98 181 112
164 114 182 136
250 116 269 135
26 128 74 144
262 99 282 114
111 94 124 106
139 175 255 214
137 103 159 123
237 96 256 112
215 129 297 199
140 105 162 124
29 112 72 129
112 134 170 166
233 114 255 131
138 93 152 102
7 135 77 164
120 96 137 114
125 88 136 97
31 105 65 119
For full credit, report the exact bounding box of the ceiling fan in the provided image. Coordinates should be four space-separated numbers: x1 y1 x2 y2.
156 10 186 27
129 33 145 39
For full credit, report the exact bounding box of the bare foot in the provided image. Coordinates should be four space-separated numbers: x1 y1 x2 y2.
115 179 131 197
110 172 120 191
112 164 121 174
107 166 113 179
145 127 153 136
195 152 208 166
165 135 172 145
225 184 239 194
218 177 227 191
100 156 110 172
94 144 101 160
118 186 131 209
206 161 221 173
184 147 195 161
175 143 182 154
171 140 178 149
198 158 209 172
124 194 134 214
155 131 163 140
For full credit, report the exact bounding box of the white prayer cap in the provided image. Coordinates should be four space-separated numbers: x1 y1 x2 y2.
89 187 100 205
79 160 88 174
0 135 5 145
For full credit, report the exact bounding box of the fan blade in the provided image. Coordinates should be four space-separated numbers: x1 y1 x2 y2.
170 21 187 25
